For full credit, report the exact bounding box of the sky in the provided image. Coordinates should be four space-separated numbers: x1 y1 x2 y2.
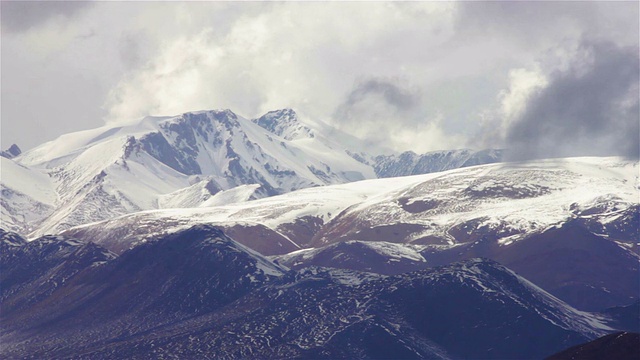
1 1 638 160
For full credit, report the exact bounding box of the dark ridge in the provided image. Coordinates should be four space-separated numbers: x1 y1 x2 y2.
546 332 640 360
600 301 640 332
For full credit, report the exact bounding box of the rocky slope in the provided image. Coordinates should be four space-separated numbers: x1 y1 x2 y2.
0 226 615 359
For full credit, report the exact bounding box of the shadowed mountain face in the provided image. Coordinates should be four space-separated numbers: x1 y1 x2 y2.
1 225 286 326
0 225 613 359
600 301 640 333
0 228 27 247
274 221 639 312
0 229 116 315
420 221 640 311
546 332 640 360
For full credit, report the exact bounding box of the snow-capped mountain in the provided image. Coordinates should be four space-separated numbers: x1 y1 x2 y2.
62 156 639 310
0 157 57 234
65 156 638 253
7 108 374 236
0 224 615 359
373 148 502 178
62 173 425 255
252 108 315 141
2 108 501 237
3 106 636 358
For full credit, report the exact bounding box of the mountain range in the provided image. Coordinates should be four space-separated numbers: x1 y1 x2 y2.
1 107 638 359
61 155 639 311
2 108 501 237
0 226 621 359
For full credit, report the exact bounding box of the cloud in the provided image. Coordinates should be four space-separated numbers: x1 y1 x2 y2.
3 2 638 154
333 78 420 146
504 40 639 160
0 1 94 33
103 28 264 124
99 2 472 153
339 78 420 114
118 33 144 70
331 77 470 152
473 66 549 148
102 2 457 130
99 2 638 155
455 1 638 49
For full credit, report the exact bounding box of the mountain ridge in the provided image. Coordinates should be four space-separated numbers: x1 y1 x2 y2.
0 225 614 359
60 156 639 311
2 108 503 237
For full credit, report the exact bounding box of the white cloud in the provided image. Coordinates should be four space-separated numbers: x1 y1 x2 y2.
499 67 549 128
3 1 638 154
390 114 468 153
102 2 462 152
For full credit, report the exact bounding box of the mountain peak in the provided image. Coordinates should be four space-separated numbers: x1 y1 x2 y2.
263 108 297 118
252 108 314 140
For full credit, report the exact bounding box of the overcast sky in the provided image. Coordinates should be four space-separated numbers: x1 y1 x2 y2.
1 1 638 159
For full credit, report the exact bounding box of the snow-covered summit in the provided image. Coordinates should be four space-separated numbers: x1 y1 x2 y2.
9 109 379 236
252 108 315 141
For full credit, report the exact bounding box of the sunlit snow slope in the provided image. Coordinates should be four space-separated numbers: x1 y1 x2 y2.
8 109 376 236
66 156 638 253
0 157 57 234
64 156 638 310
4 108 502 237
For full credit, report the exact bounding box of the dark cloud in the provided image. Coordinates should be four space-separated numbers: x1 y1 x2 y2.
505 40 639 161
344 78 419 111
455 2 637 44
1 1 93 33
331 78 432 150
456 2 594 35
335 78 420 120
